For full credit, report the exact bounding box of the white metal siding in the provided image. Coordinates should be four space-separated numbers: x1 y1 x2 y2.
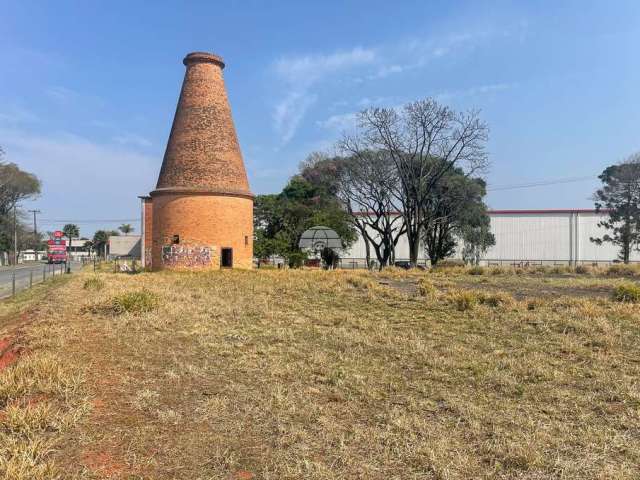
341 211 640 264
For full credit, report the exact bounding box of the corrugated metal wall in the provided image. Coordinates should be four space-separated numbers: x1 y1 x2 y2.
341 211 640 264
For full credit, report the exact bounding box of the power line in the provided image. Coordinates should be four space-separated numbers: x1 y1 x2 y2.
487 175 597 192
38 218 140 223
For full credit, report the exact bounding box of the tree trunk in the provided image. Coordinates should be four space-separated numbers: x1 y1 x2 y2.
408 233 420 267
364 236 372 269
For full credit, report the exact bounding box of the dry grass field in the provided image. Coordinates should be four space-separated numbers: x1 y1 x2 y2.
1 265 640 479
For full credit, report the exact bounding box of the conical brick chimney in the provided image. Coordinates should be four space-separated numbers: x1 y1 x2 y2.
155 52 251 195
144 52 254 270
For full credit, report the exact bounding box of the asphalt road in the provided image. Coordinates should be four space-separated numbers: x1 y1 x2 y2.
0 261 83 298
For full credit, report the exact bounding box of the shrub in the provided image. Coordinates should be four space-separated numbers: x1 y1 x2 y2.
83 277 105 291
478 291 513 308
574 264 591 275
490 266 506 275
418 278 436 297
287 252 307 269
533 265 550 274
451 291 478 311
606 264 640 277
468 266 485 276
550 265 569 275
109 289 158 315
612 283 640 303
345 275 373 290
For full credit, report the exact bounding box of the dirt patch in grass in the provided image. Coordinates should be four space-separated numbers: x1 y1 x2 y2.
454 278 613 299
0 336 22 371
376 277 419 295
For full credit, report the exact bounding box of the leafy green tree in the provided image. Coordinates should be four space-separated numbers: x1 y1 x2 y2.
591 154 640 263
461 219 495 265
0 150 41 217
62 224 79 239
254 156 356 267
422 163 492 266
93 229 120 258
0 147 41 258
119 223 134 234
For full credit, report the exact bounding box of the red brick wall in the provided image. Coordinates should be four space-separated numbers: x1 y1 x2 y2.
142 198 153 268
151 192 253 270
149 52 254 271
155 52 251 196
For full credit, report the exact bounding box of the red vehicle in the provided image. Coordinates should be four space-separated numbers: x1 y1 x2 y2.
47 230 68 264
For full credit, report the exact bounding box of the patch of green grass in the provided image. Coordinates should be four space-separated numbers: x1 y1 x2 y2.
82 277 105 291
109 289 158 315
612 282 640 303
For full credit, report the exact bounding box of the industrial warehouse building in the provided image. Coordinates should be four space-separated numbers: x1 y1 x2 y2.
340 209 640 267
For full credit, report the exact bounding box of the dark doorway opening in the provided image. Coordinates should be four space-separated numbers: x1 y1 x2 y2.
221 248 233 268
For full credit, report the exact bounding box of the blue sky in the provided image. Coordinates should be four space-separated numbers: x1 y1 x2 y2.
1 1 639 236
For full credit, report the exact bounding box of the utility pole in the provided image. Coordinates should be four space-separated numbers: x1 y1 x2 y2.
28 209 41 236
13 204 17 291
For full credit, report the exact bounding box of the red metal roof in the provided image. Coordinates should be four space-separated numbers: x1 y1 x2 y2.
354 209 608 216
488 209 606 214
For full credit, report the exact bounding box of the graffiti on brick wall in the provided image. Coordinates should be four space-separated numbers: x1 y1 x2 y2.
144 247 152 269
161 244 214 267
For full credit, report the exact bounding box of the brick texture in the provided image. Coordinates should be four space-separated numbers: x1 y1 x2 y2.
141 197 153 268
155 52 250 195
148 52 253 270
151 193 253 269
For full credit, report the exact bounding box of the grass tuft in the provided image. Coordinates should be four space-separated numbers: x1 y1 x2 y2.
108 289 158 315
82 277 105 291
417 277 436 297
606 263 640 277
612 282 640 303
467 266 486 276
449 290 478 311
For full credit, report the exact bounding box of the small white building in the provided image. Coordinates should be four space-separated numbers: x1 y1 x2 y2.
21 249 47 262
340 209 640 266
109 235 142 259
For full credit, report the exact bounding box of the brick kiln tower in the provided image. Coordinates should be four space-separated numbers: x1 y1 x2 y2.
140 52 253 270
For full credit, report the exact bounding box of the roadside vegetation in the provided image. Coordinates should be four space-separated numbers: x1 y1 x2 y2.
0 265 639 478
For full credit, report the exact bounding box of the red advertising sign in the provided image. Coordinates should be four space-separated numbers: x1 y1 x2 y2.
53 230 64 238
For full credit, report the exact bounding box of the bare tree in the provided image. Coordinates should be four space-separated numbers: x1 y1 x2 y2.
335 150 404 269
342 99 489 266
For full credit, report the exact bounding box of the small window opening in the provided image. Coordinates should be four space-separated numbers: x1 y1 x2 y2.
221 248 233 268
172 234 180 244
245 235 249 246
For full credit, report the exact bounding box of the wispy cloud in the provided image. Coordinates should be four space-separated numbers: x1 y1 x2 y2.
318 83 514 133
435 82 516 102
45 85 104 107
46 86 80 104
0 127 157 224
272 47 377 144
273 91 318 145
271 23 524 145
316 112 358 132
274 47 376 86
113 133 153 148
0 106 39 125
